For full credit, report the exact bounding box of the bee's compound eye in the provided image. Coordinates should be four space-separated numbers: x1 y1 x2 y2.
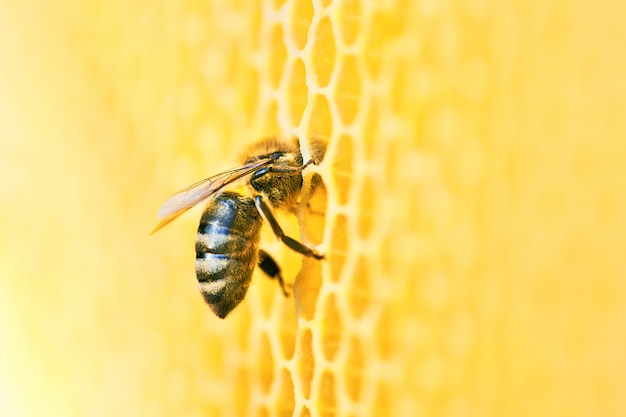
271 152 282 161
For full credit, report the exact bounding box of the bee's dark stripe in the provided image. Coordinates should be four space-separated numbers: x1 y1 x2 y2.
199 281 226 305
197 222 231 236
196 252 229 260
196 228 252 254
197 258 254 318
195 255 234 282
199 278 249 319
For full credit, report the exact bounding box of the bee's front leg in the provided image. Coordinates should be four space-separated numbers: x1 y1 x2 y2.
254 195 324 260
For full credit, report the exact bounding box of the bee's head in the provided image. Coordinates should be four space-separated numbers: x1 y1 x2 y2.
245 139 305 207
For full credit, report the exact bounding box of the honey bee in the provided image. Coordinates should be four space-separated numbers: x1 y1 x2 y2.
152 137 325 318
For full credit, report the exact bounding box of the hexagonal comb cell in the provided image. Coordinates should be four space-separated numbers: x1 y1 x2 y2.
296 328 315 399
348 255 371 318
318 371 337 417
320 293 343 360
332 134 354 206
364 12 403 79
345 336 364 401
338 0 361 46
310 17 337 87
329 214 349 282
335 55 361 126
275 368 295 416
362 100 379 160
307 94 333 140
300 171 327 246
290 0 314 50
375 307 395 359
357 176 375 239
278 307 297 360
295 256 322 320
287 58 308 125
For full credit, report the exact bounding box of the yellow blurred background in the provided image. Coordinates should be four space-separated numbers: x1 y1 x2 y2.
2 0 626 416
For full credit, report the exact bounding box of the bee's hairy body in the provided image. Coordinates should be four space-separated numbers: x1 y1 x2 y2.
195 191 263 318
153 137 325 319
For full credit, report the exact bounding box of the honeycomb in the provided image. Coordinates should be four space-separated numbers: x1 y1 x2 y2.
2 1 626 417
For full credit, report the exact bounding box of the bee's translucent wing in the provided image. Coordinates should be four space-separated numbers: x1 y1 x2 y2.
151 158 271 234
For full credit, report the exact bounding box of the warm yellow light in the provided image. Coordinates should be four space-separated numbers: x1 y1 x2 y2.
2 1 626 416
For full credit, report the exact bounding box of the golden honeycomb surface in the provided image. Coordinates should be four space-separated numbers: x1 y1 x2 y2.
2 1 626 416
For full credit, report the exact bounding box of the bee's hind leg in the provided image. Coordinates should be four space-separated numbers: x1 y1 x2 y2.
258 249 289 296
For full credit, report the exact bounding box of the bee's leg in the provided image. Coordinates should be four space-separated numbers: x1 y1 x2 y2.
258 249 288 296
254 195 324 260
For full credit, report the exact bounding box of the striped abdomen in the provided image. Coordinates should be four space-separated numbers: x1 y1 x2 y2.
195 191 262 318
